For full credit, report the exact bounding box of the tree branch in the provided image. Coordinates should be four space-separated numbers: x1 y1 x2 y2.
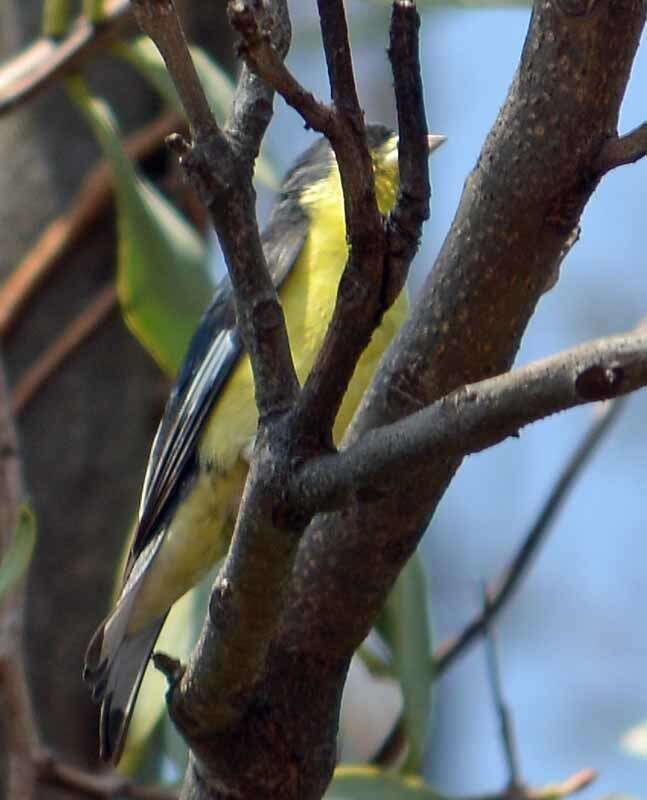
128 3 318 780
593 122 647 174
483 590 523 792
279 0 646 662
0 0 132 117
232 2 431 451
131 0 216 138
385 0 430 306
432 397 624 674
132 0 298 417
228 6 334 135
11 285 117 415
316 0 361 116
295 0 386 439
374 395 624 769
291 331 644 513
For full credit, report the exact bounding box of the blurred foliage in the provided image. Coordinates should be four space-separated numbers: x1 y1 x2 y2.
67 75 214 376
113 37 279 189
376 552 433 773
0 504 37 600
326 765 441 800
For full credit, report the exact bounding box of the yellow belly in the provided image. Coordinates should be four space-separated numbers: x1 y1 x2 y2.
128 461 247 629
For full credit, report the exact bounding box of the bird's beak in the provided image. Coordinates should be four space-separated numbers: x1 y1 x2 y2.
427 134 447 154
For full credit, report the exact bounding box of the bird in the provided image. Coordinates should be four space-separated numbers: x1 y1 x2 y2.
83 123 446 763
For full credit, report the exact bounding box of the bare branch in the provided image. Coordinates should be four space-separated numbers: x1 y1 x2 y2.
229 5 334 135
483 588 523 792
316 0 361 117
131 0 298 418
291 331 644 514
11 286 117 415
126 1 310 767
593 122 647 174
433 397 624 674
280 0 646 673
231 2 431 449
295 0 385 439
375 397 624 769
131 0 217 137
0 0 131 117
385 0 430 305
226 0 291 156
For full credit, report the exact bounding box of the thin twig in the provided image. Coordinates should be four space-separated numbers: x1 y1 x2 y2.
316 0 362 116
433 397 625 674
0 0 132 116
131 0 215 138
372 398 624 769
0 646 39 798
460 767 596 800
229 6 334 135
483 585 523 792
384 0 430 308
0 112 181 338
593 122 647 174
11 285 117 415
129 1 308 760
133 0 298 417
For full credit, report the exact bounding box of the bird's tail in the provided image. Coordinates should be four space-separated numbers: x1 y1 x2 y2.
84 600 167 764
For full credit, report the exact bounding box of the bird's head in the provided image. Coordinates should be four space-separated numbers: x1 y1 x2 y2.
368 124 446 215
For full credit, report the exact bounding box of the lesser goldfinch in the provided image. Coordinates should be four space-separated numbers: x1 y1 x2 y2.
84 124 445 763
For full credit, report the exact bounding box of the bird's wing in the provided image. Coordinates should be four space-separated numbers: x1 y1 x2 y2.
124 198 309 579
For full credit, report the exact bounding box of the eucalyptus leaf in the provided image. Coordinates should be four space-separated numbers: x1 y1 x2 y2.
67 76 214 376
0 504 37 600
376 552 432 773
326 765 441 800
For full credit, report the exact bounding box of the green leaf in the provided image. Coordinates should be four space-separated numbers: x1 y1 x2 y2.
113 37 279 190
66 76 214 376
0 504 37 600
326 765 441 800
42 0 71 37
376 552 433 773
355 644 394 678
82 0 106 22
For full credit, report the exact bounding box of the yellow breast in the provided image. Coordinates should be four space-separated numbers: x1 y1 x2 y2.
199 157 408 472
